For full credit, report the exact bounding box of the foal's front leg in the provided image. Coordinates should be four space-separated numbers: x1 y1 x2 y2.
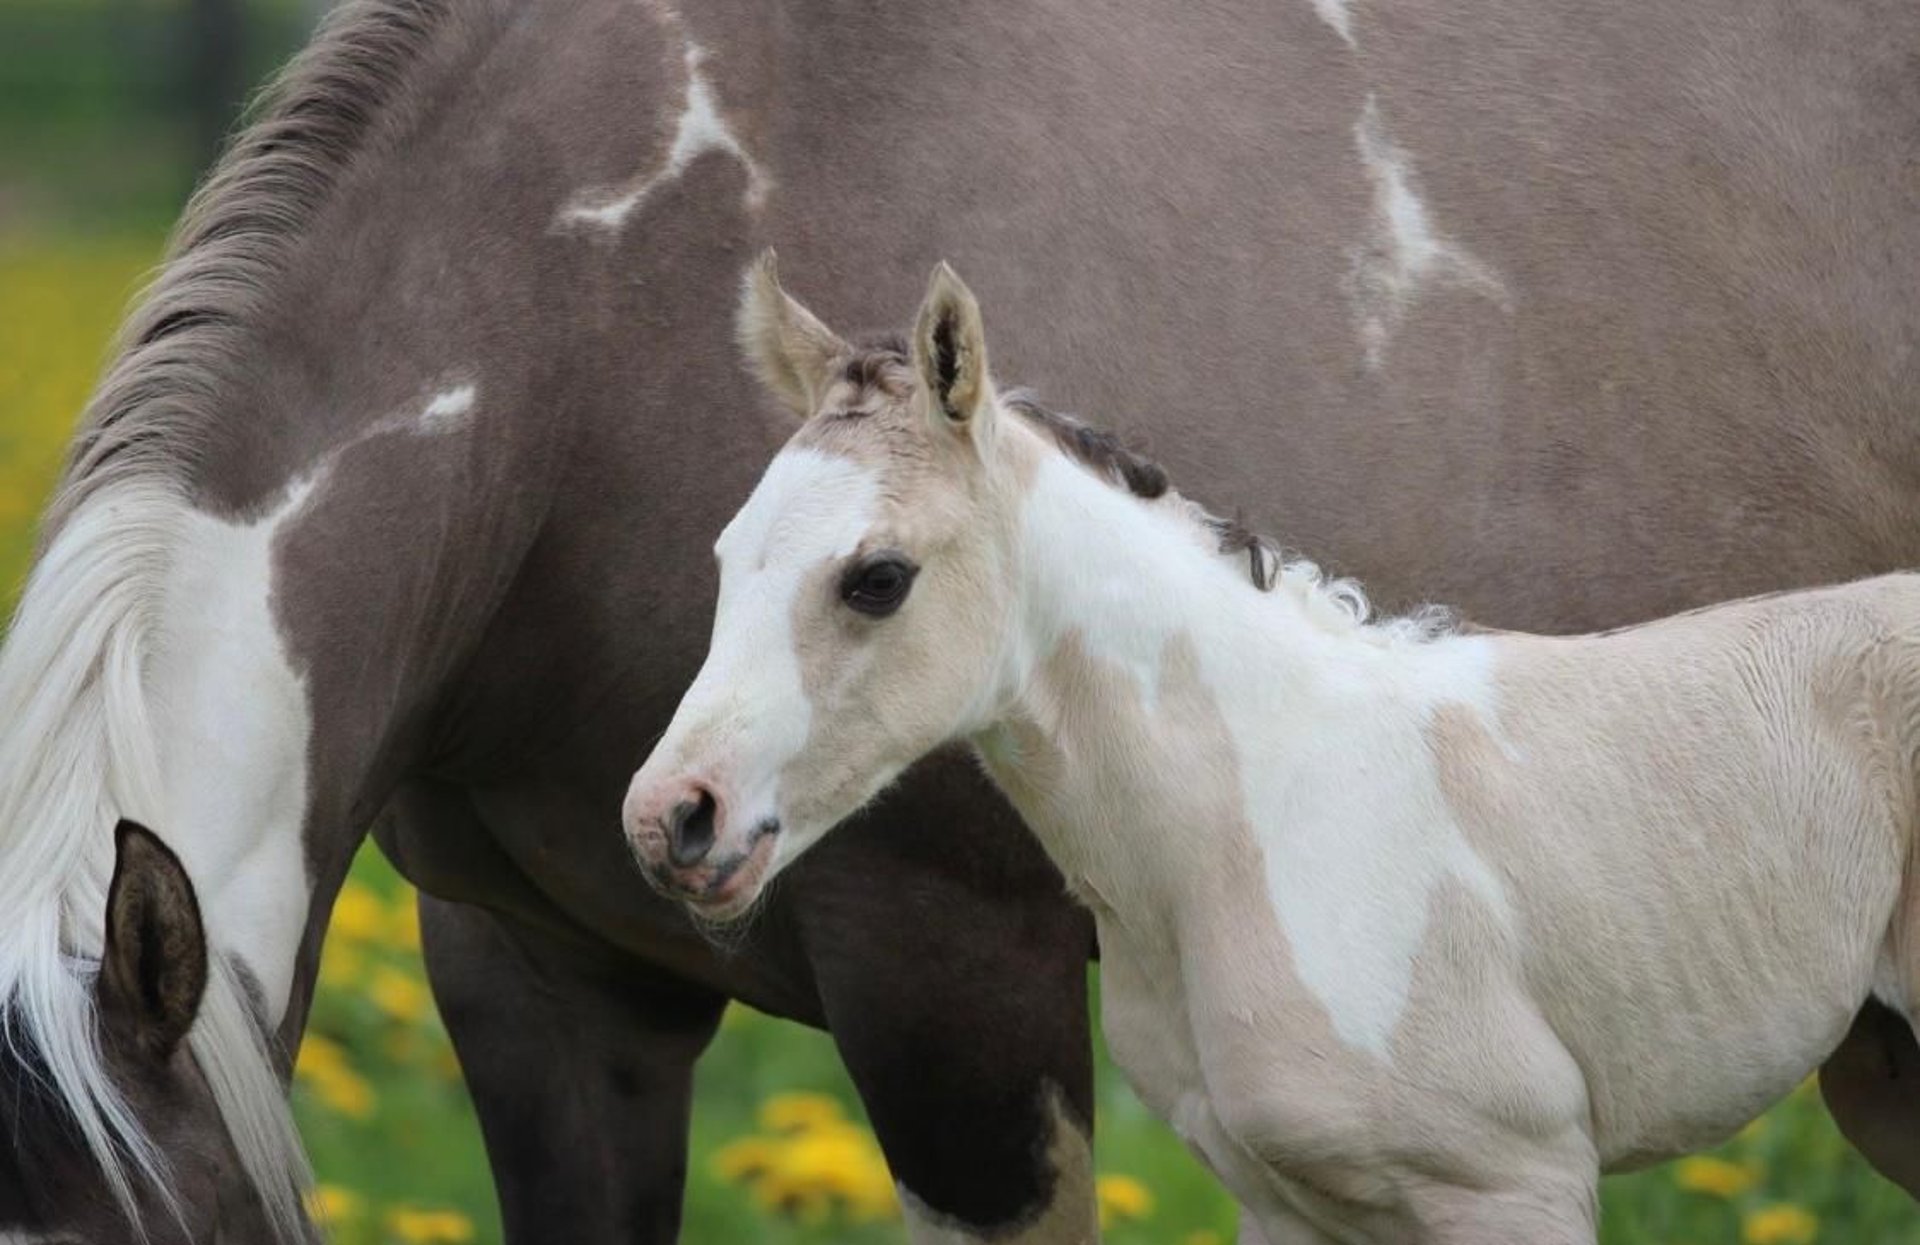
1404 1178 1599 1245
1239 1205 1337 1245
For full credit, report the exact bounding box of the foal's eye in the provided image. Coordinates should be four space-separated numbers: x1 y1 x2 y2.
840 554 919 618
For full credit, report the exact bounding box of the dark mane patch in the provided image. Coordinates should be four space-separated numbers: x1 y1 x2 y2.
841 335 912 397
1206 513 1278 591
1003 392 1169 501
816 351 1289 596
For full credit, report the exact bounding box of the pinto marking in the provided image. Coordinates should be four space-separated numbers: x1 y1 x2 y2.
147 372 488 1014
150 375 487 1020
560 40 769 231
1347 96 1508 370
1017 440 1513 1058
1310 0 1356 47
417 382 476 431
151 482 319 1026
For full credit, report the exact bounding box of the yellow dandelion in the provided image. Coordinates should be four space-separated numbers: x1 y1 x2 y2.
777 1124 898 1221
307 1064 375 1119
383 1028 423 1065
293 1036 374 1120
1674 1156 1758 1199
753 1177 834 1225
303 1184 361 1228
328 882 387 943
759 1091 847 1133
294 1034 349 1078
317 939 364 990
712 1136 780 1183
384 1206 477 1244
369 964 434 1025
1096 1174 1154 1229
1743 1204 1819 1245
388 894 423 951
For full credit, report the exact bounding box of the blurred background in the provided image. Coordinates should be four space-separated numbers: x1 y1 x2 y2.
0 3 1911 1242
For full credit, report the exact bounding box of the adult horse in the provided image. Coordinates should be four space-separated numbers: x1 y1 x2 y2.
0 0 1915 1240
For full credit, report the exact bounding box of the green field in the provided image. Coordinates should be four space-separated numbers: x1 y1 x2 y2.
1 7 1916 1235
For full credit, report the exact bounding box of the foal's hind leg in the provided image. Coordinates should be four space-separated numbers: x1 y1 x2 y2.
1820 999 1920 1196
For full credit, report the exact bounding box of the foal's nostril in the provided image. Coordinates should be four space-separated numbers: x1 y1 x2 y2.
666 787 718 868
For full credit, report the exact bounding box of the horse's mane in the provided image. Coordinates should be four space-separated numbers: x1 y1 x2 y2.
44 0 449 537
2 2 448 1237
835 342 1449 646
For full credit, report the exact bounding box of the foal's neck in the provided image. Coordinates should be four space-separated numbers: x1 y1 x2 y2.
974 432 1420 922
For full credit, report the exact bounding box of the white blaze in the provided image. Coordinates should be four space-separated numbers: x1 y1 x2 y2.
659 448 880 855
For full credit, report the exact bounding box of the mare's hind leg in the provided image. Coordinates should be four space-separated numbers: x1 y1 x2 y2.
420 895 726 1243
1820 999 1920 1196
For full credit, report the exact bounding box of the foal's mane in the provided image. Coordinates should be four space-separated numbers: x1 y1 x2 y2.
834 342 1447 644
2 2 449 1237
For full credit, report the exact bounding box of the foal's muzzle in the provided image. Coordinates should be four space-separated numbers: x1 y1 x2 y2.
623 774 782 918
666 787 719 867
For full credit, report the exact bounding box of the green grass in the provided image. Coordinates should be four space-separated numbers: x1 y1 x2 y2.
3 228 1918 1243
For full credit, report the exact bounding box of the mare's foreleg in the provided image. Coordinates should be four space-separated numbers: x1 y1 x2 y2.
793 815 1100 1243
1820 999 1920 1197
420 895 725 1243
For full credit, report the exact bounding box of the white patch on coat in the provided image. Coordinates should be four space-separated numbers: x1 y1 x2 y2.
0 477 313 1237
651 448 881 857
1015 451 1512 1058
1253 639 1514 1057
149 481 319 1025
1311 0 1355 46
366 379 478 438
1347 96 1509 370
417 382 476 431
560 40 770 231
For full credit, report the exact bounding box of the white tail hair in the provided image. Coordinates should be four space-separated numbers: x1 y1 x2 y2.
0 479 312 1240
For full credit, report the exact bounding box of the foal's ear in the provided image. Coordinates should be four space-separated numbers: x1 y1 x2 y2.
98 820 208 1059
912 262 993 431
737 250 850 420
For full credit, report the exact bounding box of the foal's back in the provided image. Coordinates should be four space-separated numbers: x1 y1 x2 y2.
1440 575 1920 1163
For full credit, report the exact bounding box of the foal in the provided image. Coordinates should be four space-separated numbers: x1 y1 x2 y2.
626 254 1920 1243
